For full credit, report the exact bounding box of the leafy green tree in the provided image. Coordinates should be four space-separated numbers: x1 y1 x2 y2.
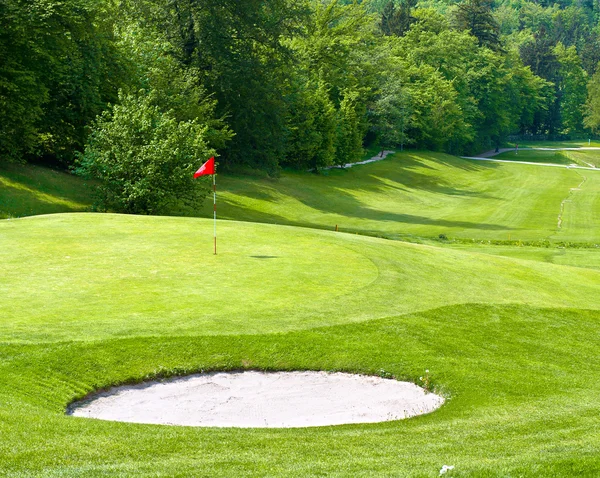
372 79 414 151
452 0 502 52
335 89 365 165
379 0 416 37
0 0 126 165
583 64 600 133
283 80 337 170
77 92 215 214
130 0 307 173
554 43 588 133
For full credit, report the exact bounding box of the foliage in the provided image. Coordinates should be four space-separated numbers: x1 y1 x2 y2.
452 0 502 51
77 92 215 214
2 0 600 173
584 64 600 133
0 0 126 165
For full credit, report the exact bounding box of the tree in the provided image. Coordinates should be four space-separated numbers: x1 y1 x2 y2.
584 64 600 133
0 0 126 165
554 43 588 133
452 0 502 52
379 0 416 37
335 89 365 165
283 80 337 170
372 79 413 151
77 92 217 215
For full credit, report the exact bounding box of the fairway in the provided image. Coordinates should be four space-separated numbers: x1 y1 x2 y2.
201 151 600 243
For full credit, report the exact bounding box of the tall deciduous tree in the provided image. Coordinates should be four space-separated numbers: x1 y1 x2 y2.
583 64 600 133
452 0 502 52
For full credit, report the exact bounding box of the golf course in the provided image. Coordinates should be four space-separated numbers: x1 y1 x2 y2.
2 148 600 476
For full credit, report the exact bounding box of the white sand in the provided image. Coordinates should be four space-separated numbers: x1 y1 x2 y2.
69 371 444 428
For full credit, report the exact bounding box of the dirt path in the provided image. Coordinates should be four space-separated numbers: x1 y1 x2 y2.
321 150 396 171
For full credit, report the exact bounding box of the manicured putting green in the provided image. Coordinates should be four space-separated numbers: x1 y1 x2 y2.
2 213 600 343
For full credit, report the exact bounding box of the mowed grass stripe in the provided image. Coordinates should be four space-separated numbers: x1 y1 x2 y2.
1 213 600 343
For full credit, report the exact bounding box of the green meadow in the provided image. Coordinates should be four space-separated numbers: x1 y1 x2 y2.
2 151 600 476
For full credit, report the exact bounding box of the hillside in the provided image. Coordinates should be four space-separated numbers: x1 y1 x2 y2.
199 151 600 244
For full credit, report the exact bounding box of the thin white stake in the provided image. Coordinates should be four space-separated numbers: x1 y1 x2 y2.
213 174 217 255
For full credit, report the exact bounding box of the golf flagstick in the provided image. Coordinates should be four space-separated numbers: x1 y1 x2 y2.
213 173 217 255
193 156 217 254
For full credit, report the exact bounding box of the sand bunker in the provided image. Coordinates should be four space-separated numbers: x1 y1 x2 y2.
69 371 444 428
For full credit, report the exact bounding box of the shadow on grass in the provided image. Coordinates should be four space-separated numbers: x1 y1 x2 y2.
216 153 511 233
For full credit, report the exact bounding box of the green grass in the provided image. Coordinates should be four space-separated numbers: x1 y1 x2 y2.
0 162 92 218
195 151 600 243
507 139 600 148
4 214 600 343
494 149 575 165
563 149 600 168
3 152 600 476
2 214 600 476
494 148 600 169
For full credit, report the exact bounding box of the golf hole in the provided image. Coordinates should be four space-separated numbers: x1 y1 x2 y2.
68 371 444 428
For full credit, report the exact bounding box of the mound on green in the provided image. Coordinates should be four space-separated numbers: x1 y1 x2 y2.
0 162 92 218
1 213 600 476
199 151 600 243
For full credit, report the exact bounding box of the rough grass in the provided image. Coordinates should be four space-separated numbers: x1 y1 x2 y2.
195 151 600 243
0 162 92 218
1 302 600 476
494 149 575 165
508 139 600 148
495 148 600 169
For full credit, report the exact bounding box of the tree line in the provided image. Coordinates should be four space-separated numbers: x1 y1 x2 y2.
2 0 600 213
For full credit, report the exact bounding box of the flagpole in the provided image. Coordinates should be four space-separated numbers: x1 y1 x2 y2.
213 173 217 255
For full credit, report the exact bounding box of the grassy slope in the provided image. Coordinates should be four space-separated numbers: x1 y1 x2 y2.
1 214 600 476
494 149 574 164
0 162 91 218
200 151 600 243
507 140 600 148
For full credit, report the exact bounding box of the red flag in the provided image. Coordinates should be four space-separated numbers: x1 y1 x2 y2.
194 157 215 178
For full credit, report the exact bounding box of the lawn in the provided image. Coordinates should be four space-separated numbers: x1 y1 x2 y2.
0 162 92 218
495 148 600 169
507 139 600 148
2 153 600 476
1 214 600 476
494 149 575 165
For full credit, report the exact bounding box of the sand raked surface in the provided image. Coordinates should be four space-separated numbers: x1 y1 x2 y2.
69 371 444 428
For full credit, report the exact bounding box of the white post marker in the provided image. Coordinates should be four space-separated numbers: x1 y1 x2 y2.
213 173 217 255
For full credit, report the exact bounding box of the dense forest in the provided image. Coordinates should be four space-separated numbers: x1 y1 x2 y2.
2 0 600 212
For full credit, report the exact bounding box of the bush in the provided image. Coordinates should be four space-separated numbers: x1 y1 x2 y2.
77 92 214 215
